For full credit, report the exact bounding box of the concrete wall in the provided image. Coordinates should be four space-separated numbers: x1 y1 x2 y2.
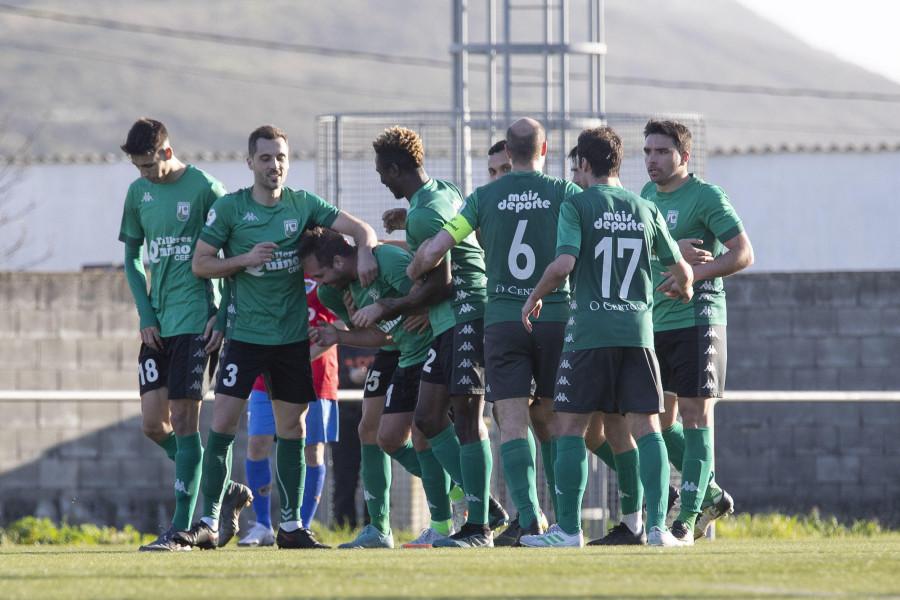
0 270 897 531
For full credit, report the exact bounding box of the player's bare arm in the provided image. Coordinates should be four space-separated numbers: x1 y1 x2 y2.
353 260 452 329
331 212 379 287
406 229 456 281
310 319 391 349
687 231 753 281
192 239 277 279
522 254 575 332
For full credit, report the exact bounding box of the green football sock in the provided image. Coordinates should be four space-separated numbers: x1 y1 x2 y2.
361 444 391 534
637 432 670 531
613 448 643 517
388 439 422 478
202 430 234 520
662 421 685 474
459 439 492 525
554 435 587 535
275 437 306 525
542 439 558 521
157 431 178 461
499 437 540 528
428 425 464 488
676 427 713 529
417 448 451 522
592 441 618 471
172 432 203 530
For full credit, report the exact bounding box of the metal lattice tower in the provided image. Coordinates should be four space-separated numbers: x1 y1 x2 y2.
450 0 607 190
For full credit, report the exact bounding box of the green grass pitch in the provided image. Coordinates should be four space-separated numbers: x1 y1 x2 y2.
2 535 899 599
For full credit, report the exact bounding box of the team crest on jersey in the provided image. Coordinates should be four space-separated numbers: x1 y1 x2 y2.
666 210 679 229
284 219 299 237
176 202 191 222
205 209 217 226
305 278 317 294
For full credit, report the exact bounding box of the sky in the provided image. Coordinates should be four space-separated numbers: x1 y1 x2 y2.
734 0 900 84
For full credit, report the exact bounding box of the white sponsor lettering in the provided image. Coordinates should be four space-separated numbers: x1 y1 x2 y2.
497 191 551 213
588 300 649 312
593 211 645 233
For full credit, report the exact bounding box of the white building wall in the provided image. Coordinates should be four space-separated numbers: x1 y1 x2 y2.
707 151 900 272
3 151 898 272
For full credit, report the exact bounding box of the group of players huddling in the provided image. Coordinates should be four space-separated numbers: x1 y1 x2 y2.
119 115 752 551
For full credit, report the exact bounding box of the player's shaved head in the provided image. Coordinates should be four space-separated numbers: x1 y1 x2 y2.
505 118 545 163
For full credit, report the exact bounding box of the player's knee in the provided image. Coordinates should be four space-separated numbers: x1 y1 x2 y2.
141 420 170 442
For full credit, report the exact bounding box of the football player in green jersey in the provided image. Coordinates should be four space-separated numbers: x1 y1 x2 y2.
642 119 754 543
118 118 253 551
299 226 449 548
408 118 582 545
520 126 693 548
366 126 498 548
174 125 377 551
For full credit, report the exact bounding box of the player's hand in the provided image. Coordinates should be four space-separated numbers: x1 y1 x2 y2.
140 325 163 350
342 290 358 319
656 272 694 303
678 238 713 265
202 315 224 353
244 242 278 267
204 330 224 354
309 320 340 346
521 297 542 333
352 303 384 329
357 246 378 287
402 313 430 334
382 208 407 234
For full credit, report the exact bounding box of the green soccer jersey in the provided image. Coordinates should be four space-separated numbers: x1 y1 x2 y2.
200 186 340 345
447 171 580 326
118 165 226 337
404 178 483 333
641 175 744 332
316 245 432 367
556 185 682 350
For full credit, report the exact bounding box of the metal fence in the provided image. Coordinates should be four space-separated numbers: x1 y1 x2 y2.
316 111 706 242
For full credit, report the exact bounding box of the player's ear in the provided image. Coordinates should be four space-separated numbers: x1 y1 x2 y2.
164 147 173 160
680 151 690 166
